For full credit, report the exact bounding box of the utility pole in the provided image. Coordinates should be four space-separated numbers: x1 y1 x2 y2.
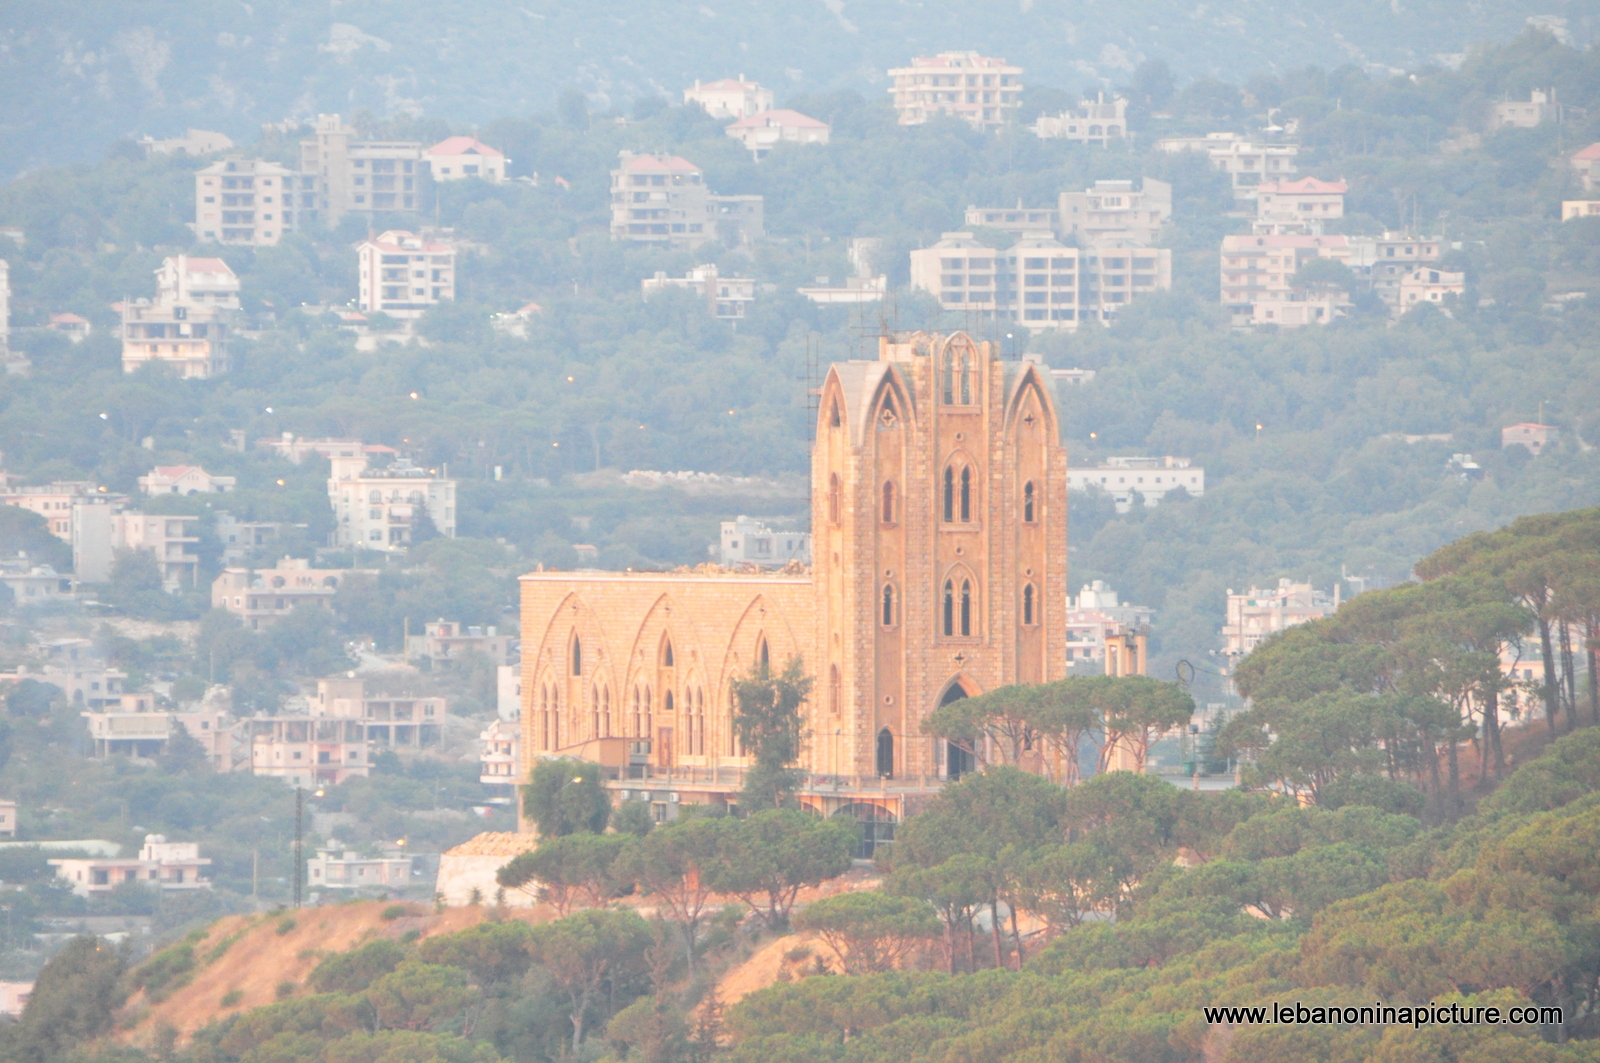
293 787 304 908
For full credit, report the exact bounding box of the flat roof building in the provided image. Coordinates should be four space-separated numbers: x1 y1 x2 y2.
888 52 1023 130
356 230 455 320
684 77 774 119
194 156 311 246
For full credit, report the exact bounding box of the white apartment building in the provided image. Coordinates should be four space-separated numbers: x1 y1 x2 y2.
141 129 233 156
424 136 506 182
479 718 519 788
1068 456 1204 512
307 845 412 891
300 114 424 223
910 231 1083 330
121 255 239 378
138 465 236 496
1254 177 1346 235
1362 233 1444 307
406 620 513 668
307 677 445 750
1080 243 1173 325
1491 89 1558 130
194 156 312 246
683 77 774 118
1562 200 1600 221
1221 579 1337 660
718 516 811 567
609 152 764 248
1572 143 1600 192
1032 93 1128 146
888 52 1023 130
724 110 830 159
356 230 455 320
1398 267 1466 313
962 204 1061 236
114 513 201 590
50 834 211 897
1220 233 1354 327
212 558 366 630
1058 178 1172 245
641 265 756 319
1157 134 1300 200
328 454 456 551
1066 580 1154 673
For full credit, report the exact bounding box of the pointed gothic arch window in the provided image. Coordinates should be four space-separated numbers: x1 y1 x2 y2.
758 638 770 667
943 466 955 522
959 349 972 404
632 686 642 737
876 728 895 778
828 473 841 525
661 638 674 668
881 584 896 627
828 398 842 428
941 347 955 404
590 686 600 739
881 480 896 524
959 466 972 522
602 685 612 737
664 690 675 715
1023 583 1036 626
960 579 973 636
1023 480 1036 523
943 579 955 636
644 686 653 740
570 635 582 676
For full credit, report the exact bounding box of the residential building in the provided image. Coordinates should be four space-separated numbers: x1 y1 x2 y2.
114 513 200 590
1502 423 1558 455
497 665 521 721
1221 579 1336 660
1066 581 1154 674
299 114 424 224
1562 200 1600 221
247 705 371 788
1254 177 1347 235
609 152 764 248
212 558 363 630
1397 267 1466 313
1032 93 1128 146
141 129 233 156
0 983 28 1018
47 313 92 340
194 156 309 246
1165 136 1298 199
519 332 1067 831
50 834 212 897
138 465 237 496
1364 233 1444 307
121 256 238 378
683 77 774 118
356 230 456 320
307 844 412 890
717 516 811 567
1571 143 1600 192
2 481 100 540
479 718 519 787
328 453 456 551
910 231 1084 330
424 136 506 183
215 512 298 564
641 265 755 319
407 620 513 668
71 495 119 583
887 52 1023 130
797 275 888 305
82 692 235 767
725 110 830 159
308 677 445 750
962 203 1061 237
1219 233 1353 327
17 658 126 710
1490 89 1557 130
1080 243 1173 325
1068 456 1205 511
1058 178 1173 245
0 560 72 604
0 798 16 837
256 434 394 465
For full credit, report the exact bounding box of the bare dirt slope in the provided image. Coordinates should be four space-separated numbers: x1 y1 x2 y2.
119 900 554 1046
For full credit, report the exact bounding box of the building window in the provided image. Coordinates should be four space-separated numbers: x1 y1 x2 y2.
881 584 896 627
829 399 842 428
662 638 674 667
943 466 955 522
571 636 582 676
960 467 972 522
1023 583 1036 625
881 481 896 524
960 580 973 636
1023 480 1036 522
943 579 955 636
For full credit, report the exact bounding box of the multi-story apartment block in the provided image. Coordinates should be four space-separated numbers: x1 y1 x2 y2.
299 114 424 224
724 110 830 159
406 620 514 668
307 845 412 890
50 834 211 897
356 230 455 320
888 52 1023 130
1491 89 1558 130
424 136 506 182
963 204 1061 236
138 465 237 496
609 153 764 248
717 516 811 567
1397 267 1466 314
0 561 71 604
641 265 756 319
194 157 310 246
248 693 371 788
1068 456 1204 512
114 513 201 589
2 481 99 540
1363 233 1444 306
121 256 238 378
215 512 299 564
309 677 444 750
212 558 366 630
1254 177 1346 235
683 77 774 118
479 718 519 788
1080 243 1173 324
1562 200 1600 221
1219 233 1353 327
1222 579 1336 660
1032 93 1128 146
1157 134 1299 199
328 454 456 551
1571 143 1600 192
1066 581 1154 674
1058 178 1172 245
82 692 235 767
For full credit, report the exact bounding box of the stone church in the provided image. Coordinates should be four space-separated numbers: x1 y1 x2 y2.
518 332 1067 838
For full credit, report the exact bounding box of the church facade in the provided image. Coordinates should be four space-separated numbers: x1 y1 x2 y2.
518 332 1068 829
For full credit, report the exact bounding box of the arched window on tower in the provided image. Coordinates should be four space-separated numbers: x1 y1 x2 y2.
828 399 842 428
959 467 972 522
876 728 894 778
941 348 955 404
644 687 653 741
1023 480 1036 523
632 687 642 737
590 686 599 739
1023 583 1036 626
601 686 611 737
758 638 770 667
665 690 675 716
662 639 674 668
943 466 955 522
942 579 955 636
959 349 972 404
960 580 973 636
828 474 841 525
881 584 895 627
571 636 582 676
881 481 896 524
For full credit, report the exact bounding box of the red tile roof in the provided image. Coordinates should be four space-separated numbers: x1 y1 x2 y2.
620 153 700 172
1258 177 1348 195
726 109 829 130
1573 143 1600 161
49 313 89 325
179 257 233 274
426 136 504 158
